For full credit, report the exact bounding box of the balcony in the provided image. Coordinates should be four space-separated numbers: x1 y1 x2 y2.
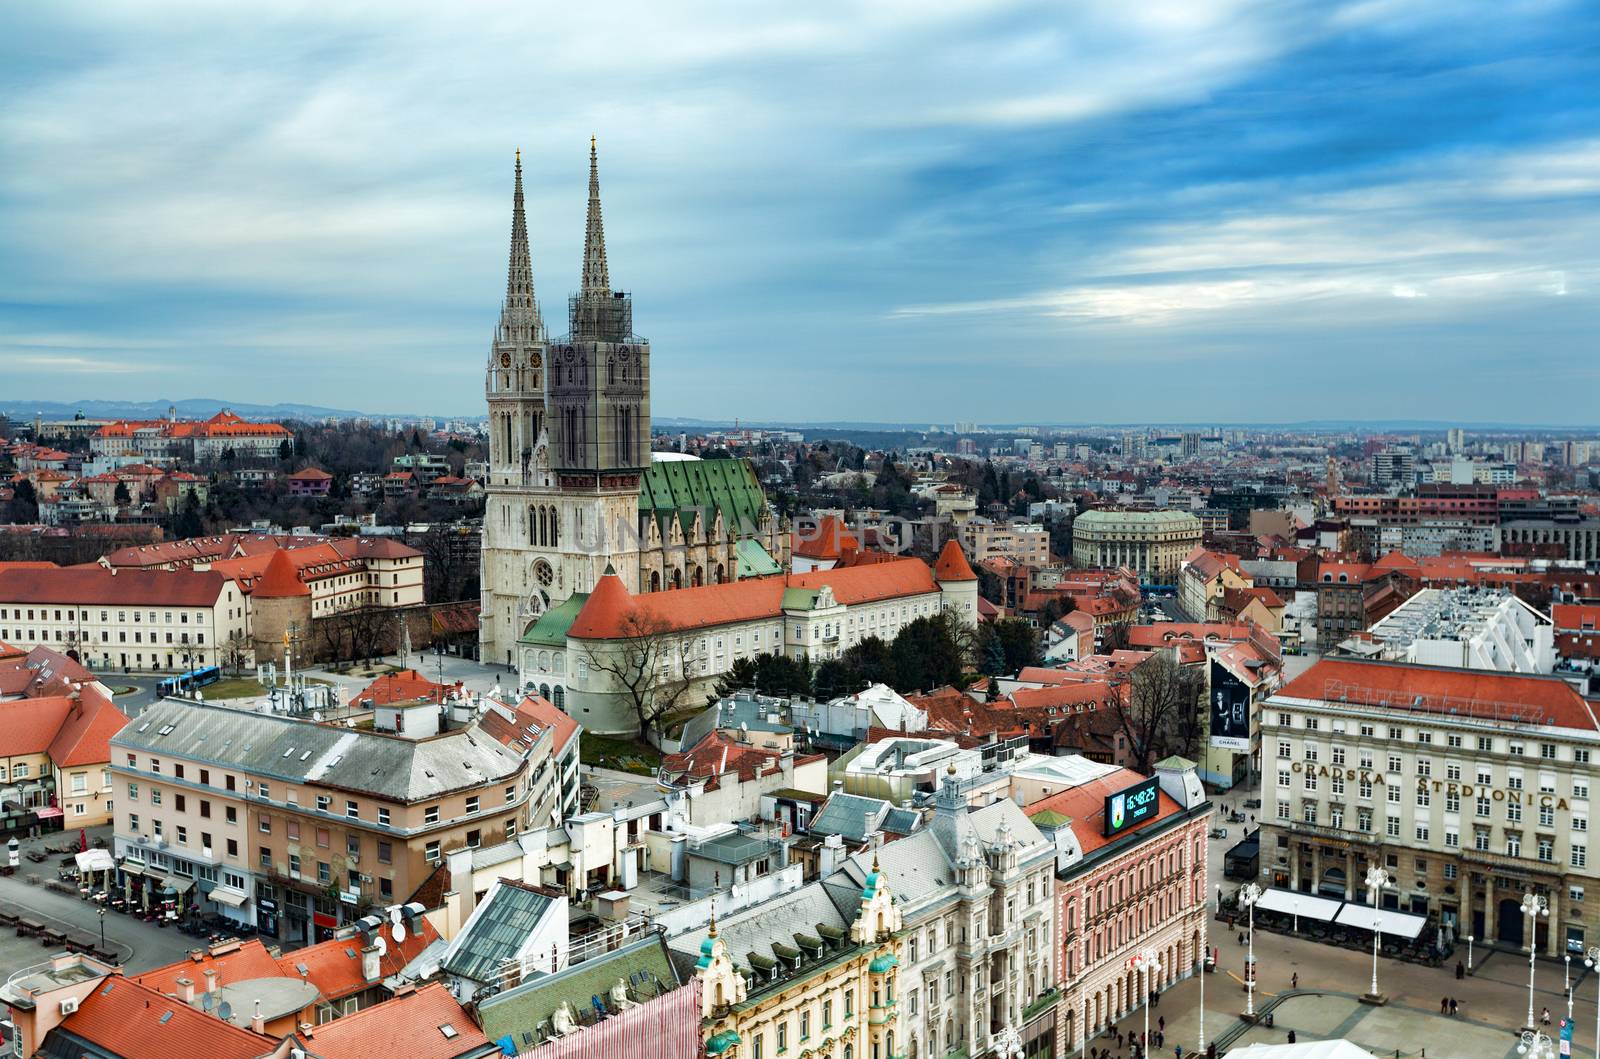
1022 987 1060 1022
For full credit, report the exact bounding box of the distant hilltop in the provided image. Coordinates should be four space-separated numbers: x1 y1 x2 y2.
0 398 461 422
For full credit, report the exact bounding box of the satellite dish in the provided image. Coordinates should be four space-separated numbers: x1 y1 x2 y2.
392 920 406 943
218 1001 233 1022
374 935 388 957
202 992 214 1012
389 907 402 926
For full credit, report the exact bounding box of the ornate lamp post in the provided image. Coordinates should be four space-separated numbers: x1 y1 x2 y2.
1466 933 1475 974
1291 895 1299 933
1565 953 1573 1019
1130 947 1161 1054
1197 920 1208 1055
1240 883 1263 1018
1582 945 1600 1056
1364 867 1390 1003
1521 890 1549 1030
1516 1029 1555 1059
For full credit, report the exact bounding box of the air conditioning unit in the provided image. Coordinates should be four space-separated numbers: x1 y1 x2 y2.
359 874 373 884
60 997 80 1015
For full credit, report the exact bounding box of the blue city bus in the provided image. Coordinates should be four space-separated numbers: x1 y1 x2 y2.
157 664 222 697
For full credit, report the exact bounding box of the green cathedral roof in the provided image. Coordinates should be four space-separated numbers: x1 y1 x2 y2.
519 592 589 647
638 457 769 539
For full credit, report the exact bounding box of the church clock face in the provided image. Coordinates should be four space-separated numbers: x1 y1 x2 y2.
500 352 512 368
530 351 542 368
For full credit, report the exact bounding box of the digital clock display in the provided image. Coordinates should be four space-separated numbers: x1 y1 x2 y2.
1104 777 1161 837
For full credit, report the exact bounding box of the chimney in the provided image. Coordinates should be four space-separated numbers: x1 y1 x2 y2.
361 943 380 984
251 999 265 1035
202 969 218 995
176 976 195 1004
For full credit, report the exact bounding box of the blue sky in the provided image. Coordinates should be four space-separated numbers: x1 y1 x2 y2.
1 1 1596 424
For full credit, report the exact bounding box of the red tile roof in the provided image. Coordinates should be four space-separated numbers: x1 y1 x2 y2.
288 467 334 480
0 695 73 755
132 939 285 999
47 687 129 767
662 729 784 789
570 558 942 639
0 566 229 607
792 515 859 560
933 539 978 582
1277 658 1599 731
348 668 453 707
65 973 280 1059
479 694 579 759
301 982 487 1059
1025 767 1185 855
275 919 441 1002
251 547 312 599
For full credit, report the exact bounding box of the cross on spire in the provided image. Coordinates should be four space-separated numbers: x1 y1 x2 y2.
581 136 610 296
501 149 542 341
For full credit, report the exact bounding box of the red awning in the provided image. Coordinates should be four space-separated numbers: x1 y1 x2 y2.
312 912 337 929
36 807 64 819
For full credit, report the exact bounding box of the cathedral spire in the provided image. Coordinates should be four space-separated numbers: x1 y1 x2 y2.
501 149 542 341
581 136 610 296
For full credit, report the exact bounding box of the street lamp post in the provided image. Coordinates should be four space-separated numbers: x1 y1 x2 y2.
1130 947 1161 1055
1364 866 1390 1002
1582 945 1600 1057
97 907 105 949
1521 891 1550 1030
1565 953 1573 1019
1517 1030 1555 1059
1467 933 1475 974
1240 883 1262 1018
1198 920 1207 1055
1291 895 1299 933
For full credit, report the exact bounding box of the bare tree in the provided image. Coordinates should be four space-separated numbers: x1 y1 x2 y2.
221 630 251 675
582 610 701 741
1100 621 1133 654
1112 653 1207 773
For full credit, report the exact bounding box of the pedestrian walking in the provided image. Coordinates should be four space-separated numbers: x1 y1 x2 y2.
1159 1016 1166 1032
1449 997 1458 1016
1441 997 1449 1015
1542 1006 1552 1027
1238 932 1245 946
1175 1045 1183 1059
1455 960 1464 979
1287 1030 1297 1043
1290 972 1298 989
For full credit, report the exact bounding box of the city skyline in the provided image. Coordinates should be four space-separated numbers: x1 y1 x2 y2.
3 1 1598 424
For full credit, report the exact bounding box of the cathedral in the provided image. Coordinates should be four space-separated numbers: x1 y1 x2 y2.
478 142 789 671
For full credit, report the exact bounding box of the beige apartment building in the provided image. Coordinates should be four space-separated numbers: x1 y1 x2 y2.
1071 509 1203 585
111 695 564 945
1262 658 1600 955
0 567 249 672
958 516 1052 565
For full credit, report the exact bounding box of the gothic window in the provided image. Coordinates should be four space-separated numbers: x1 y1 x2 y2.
538 506 548 546
715 563 726 584
529 506 537 543
550 508 559 547
553 686 564 708
691 566 703 588
607 357 616 385
650 571 661 593
672 568 682 589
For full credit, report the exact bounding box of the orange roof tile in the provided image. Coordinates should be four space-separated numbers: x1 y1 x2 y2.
933 539 978 582
0 695 73 756
1025 767 1186 854
348 669 453 707
252 547 310 598
570 558 941 639
1277 658 1598 731
301 982 487 1059
47 687 129 767
276 919 441 1002
131 939 286 998
60 975 280 1059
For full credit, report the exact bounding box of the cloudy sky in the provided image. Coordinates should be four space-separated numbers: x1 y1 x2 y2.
2 0 1597 425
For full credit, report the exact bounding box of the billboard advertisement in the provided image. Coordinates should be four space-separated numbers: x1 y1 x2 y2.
1210 659 1251 752
1104 776 1161 838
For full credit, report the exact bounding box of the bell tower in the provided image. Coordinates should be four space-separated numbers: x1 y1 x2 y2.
549 138 652 479
485 149 549 486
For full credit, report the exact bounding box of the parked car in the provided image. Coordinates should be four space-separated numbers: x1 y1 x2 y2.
1244 798 1262 809
1209 827 1229 839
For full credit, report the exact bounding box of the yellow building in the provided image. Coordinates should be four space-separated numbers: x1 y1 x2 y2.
0 687 126 828
685 864 904 1059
